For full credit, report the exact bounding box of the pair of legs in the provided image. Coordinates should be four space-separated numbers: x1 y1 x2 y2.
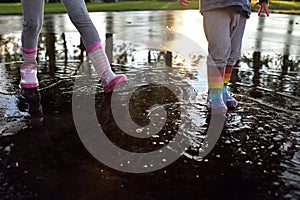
20 0 126 92
203 8 247 114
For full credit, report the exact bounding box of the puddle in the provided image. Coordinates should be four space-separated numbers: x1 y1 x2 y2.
0 11 299 199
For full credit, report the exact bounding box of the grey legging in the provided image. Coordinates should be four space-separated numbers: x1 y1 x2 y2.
21 0 100 50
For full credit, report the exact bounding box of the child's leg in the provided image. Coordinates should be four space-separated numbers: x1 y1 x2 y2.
203 9 233 114
61 0 98 48
20 0 44 88
225 14 247 108
228 14 247 66
21 0 44 52
61 0 126 92
223 64 237 108
207 62 227 114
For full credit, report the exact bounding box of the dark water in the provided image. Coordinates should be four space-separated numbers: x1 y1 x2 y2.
0 11 300 199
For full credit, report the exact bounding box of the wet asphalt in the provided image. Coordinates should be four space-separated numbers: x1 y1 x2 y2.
0 10 300 200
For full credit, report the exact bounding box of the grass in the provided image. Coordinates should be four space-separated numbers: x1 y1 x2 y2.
0 3 23 15
0 1 299 15
85 1 195 12
0 1 195 15
266 0 300 14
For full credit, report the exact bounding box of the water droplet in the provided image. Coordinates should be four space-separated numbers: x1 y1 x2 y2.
3 146 11 153
225 140 231 144
245 160 252 164
273 182 280 186
193 156 203 162
136 128 143 133
257 127 264 131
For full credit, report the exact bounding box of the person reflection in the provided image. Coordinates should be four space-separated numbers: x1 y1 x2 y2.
21 88 44 125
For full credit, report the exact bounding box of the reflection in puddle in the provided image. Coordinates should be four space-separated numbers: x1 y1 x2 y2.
0 15 300 199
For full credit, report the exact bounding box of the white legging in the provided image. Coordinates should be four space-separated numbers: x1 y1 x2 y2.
21 0 100 50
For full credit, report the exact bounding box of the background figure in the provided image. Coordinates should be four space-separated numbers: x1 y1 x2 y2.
178 0 269 114
20 0 126 93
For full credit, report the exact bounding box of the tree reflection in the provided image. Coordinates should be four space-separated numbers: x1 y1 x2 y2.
0 34 22 62
45 33 56 75
250 51 263 98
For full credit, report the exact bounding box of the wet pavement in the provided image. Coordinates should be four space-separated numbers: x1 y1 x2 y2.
0 10 300 199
